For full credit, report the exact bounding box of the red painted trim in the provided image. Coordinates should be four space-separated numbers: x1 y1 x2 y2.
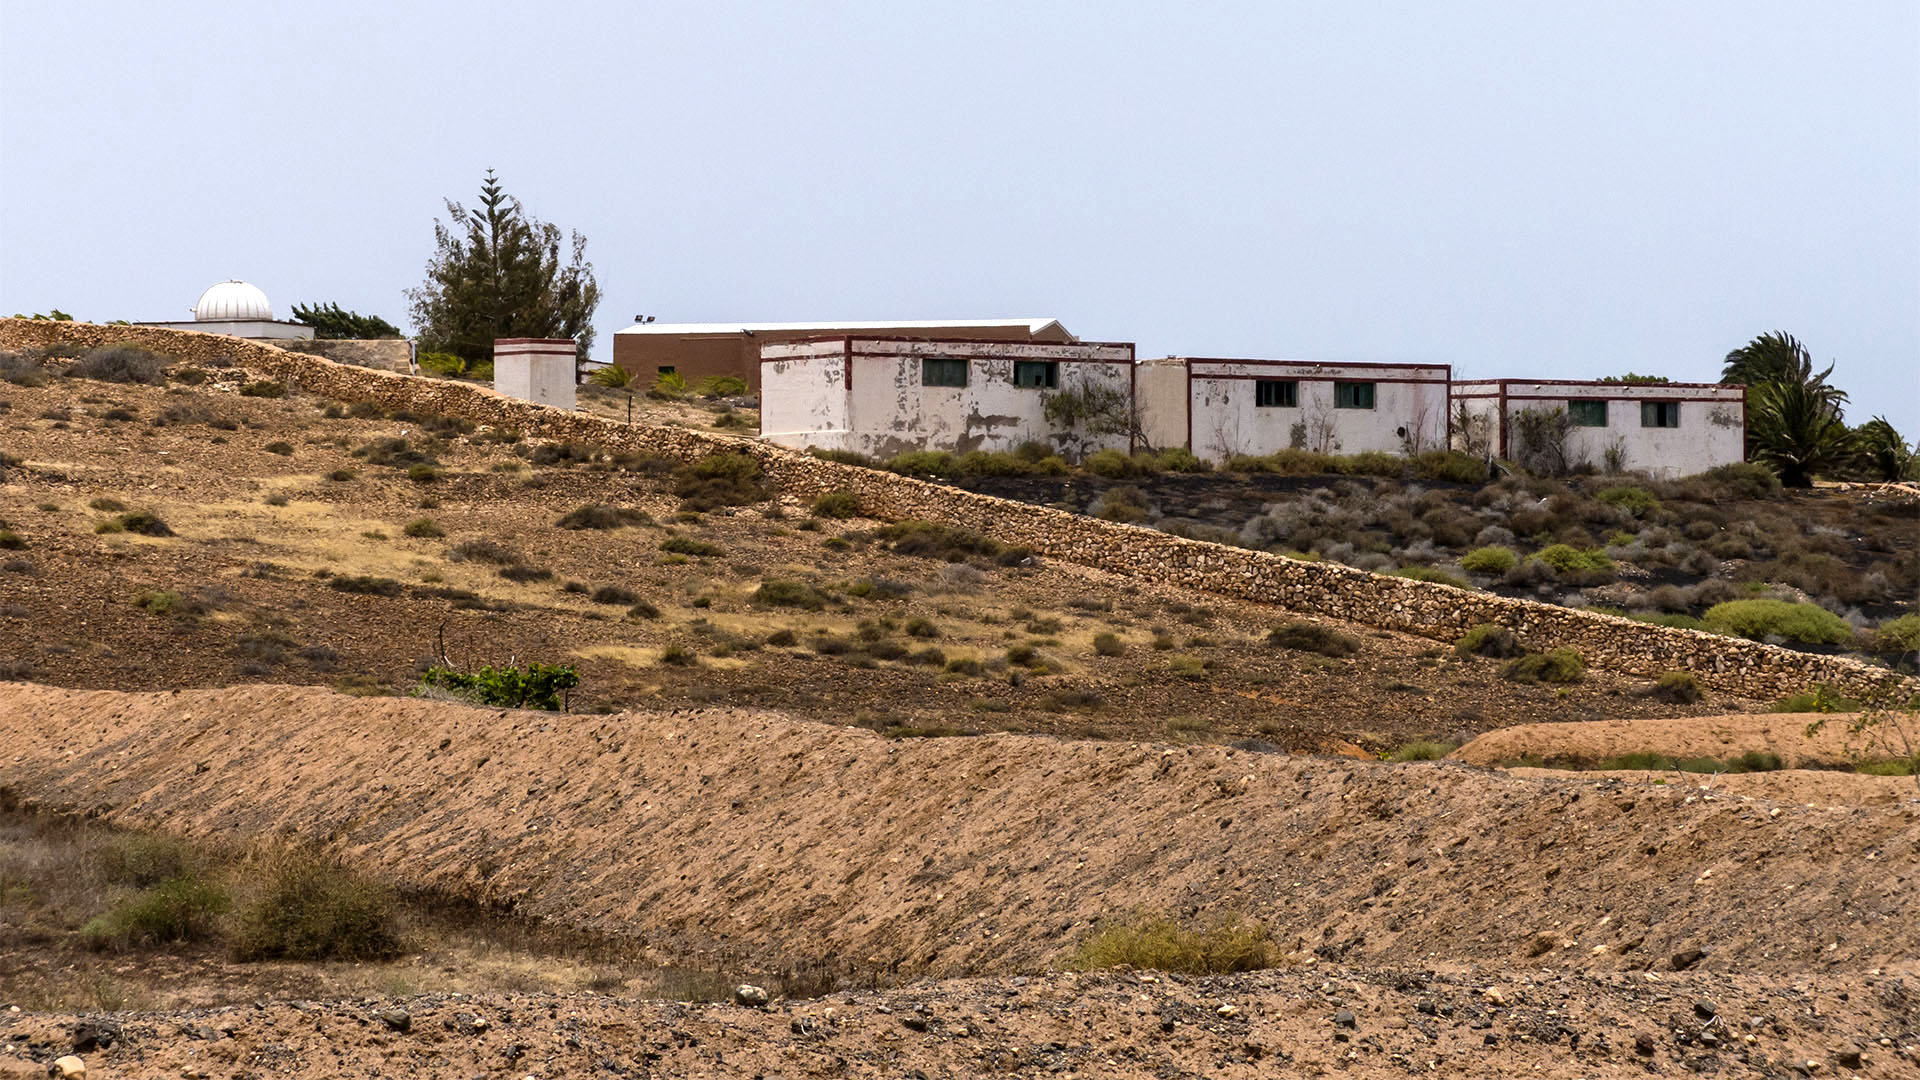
1497 383 1509 459
1187 373 1448 386
1172 356 1449 373
1184 362 1194 453
778 334 1134 351
760 352 1132 366
493 337 577 346
1497 393 1745 405
1128 360 1138 454
1453 377 1738 392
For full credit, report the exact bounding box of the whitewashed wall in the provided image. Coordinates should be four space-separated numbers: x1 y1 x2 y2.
493 340 576 410
1452 380 1746 478
1181 360 1451 462
760 339 1135 460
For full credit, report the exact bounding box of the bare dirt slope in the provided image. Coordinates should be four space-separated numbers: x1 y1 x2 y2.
5 966 1916 1080
4 683 1916 984
1453 712 1897 769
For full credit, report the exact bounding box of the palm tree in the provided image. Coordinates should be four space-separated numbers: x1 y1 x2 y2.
1854 416 1916 481
1721 331 1822 387
1747 377 1854 487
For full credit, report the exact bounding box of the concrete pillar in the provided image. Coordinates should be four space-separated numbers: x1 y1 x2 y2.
493 338 577 409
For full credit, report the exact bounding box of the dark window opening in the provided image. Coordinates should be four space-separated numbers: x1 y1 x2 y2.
1640 401 1680 428
1568 399 1609 427
921 358 968 388
1012 360 1059 388
657 365 676 375
1254 379 1297 408
1334 381 1375 409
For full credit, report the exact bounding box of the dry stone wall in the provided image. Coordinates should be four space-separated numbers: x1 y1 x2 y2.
6 318 1914 703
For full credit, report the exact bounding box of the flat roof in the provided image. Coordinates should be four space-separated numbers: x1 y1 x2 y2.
615 318 1069 337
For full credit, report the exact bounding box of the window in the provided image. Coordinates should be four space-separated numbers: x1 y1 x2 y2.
1567 399 1608 427
1012 360 1059 388
921 358 968 388
1333 381 1375 409
1640 401 1680 428
1254 379 1297 408
657 365 676 375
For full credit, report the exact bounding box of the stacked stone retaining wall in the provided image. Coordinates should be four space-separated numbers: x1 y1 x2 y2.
5 318 1913 703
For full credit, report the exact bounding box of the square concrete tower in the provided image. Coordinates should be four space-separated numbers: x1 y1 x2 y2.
493 338 577 409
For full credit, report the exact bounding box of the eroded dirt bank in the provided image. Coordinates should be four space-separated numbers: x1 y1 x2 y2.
3 683 1916 983
4 967 1916 1079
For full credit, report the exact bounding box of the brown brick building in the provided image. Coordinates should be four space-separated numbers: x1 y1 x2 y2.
610 318 1076 391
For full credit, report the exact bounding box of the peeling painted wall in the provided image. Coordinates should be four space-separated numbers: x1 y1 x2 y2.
1453 380 1746 478
760 338 1135 460
1178 360 1452 461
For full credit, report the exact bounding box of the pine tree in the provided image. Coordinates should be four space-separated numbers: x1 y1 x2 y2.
405 170 600 373
290 301 400 339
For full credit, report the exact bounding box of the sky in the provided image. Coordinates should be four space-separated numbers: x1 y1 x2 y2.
3 1 1915 433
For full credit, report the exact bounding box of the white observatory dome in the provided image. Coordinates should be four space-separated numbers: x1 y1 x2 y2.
192 280 273 322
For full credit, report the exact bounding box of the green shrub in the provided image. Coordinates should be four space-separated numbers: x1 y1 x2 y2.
887 449 958 476
904 617 940 638
1388 739 1458 762
1698 461 1782 500
1455 624 1523 658
650 370 689 398
420 661 579 709
238 380 286 398
403 518 444 538
328 575 403 596
1083 448 1141 479
874 519 1003 562
1648 670 1702 704
1595 485 1659 516
674 452 768 510
1857 758 1918 777
695 375 749 398
1092 632 1125 657
407 463 439 483
1872 614 1920 655
754 580 828 611
1597 751 1674 771
1770 684 1861 714
1460 546 1519 574
1701 599 1853 646
626 600 661 620
263 441 294 456
809 447 880 468
68 345 166 384
81 875 230 951
658 643 698 666
556 503 652 530
1225 449 1341 475
953 449 1062 477
0 530 22 550
811 490 860 519
1146 447 1210 473
944 657 984 676
1502 648 1585 684
1167 654 1209 678
1071 916 1277 975
660 536 723 557
1534 543 1612 576
1411 450 1486 484
1266 621 1360 657
1392 566 1469 588
98 510 173 537
1340 451 1405 477
230 854 401 962
88 496 127 512
327 468 357 482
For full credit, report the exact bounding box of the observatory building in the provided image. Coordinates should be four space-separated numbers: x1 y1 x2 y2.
137 280 315 341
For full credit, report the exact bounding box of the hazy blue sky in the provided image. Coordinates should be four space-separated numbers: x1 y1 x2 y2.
3 1 1915 432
